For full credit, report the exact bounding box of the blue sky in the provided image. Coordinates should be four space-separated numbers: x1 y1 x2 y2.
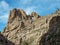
0 0 60 31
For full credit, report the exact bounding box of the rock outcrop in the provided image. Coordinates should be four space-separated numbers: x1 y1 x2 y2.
0 33 6 45
8 8 27 23
1 8 60 45
0 32 15 45
30 12 40 20
39 16 60 45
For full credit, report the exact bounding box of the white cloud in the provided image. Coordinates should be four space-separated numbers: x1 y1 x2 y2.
0 1 9 10
0 1 10 31
20 0 32 5
0 1 10 23
0 13 9 23
25 6 36 15
0 14 8 20
39 0 60 2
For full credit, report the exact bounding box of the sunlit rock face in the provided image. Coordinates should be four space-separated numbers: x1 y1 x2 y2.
1 8 60 45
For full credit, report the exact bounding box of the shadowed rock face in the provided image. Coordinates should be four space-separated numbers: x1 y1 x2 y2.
39 16 60 45
0 33 15 45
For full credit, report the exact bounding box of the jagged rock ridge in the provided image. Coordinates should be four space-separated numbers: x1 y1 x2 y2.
1 8 60 45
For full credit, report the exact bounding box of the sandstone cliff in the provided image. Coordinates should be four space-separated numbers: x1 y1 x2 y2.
1 8 60 45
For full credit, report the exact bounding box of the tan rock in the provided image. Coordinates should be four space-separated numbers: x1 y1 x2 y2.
30 12 40 20
1 8 60 45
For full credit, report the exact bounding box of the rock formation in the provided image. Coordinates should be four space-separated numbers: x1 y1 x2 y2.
39 16 60 45
8 8 27 23
0 32 15 45
1 8 60 45
30 12 40 20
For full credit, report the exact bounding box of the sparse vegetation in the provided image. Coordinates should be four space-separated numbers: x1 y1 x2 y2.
22 41 28 45
35 29 40 32
0 39 3 44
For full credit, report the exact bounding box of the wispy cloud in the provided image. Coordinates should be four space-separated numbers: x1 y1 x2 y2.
0 13 9 23
25 6 36 15
0 1 10 31
0 1 9 10
0 1 10 23
20 0 32 5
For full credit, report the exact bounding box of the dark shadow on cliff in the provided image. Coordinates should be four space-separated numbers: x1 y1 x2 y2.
39 16 60 45
0 33 15 45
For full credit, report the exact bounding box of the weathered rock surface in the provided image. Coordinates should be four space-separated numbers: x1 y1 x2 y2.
0 32 15 45
1 8 60 45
